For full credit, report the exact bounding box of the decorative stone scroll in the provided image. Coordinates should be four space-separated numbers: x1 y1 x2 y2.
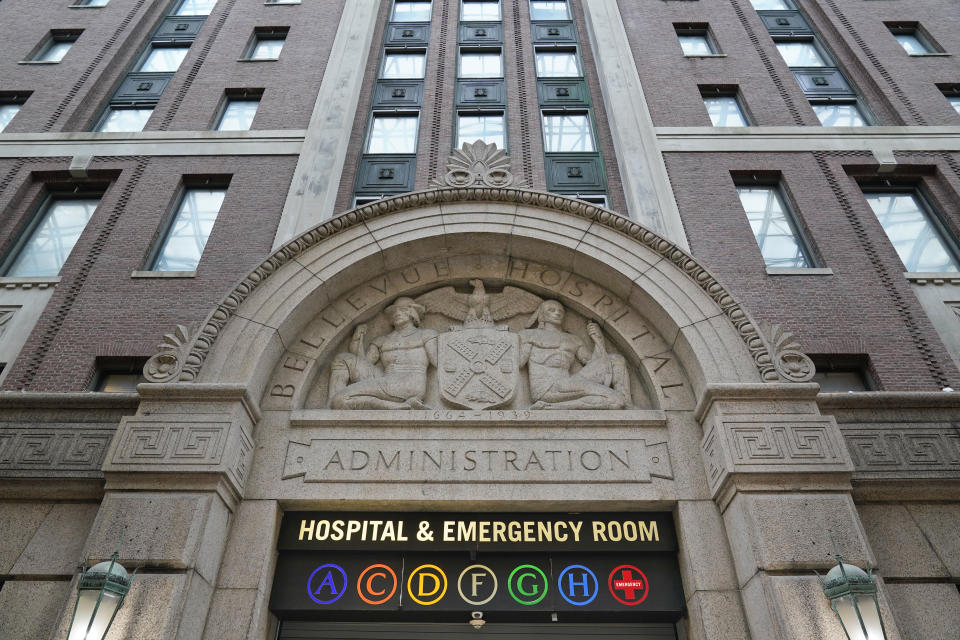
429 141 530 189
143 323 199 383
325 281 632 411
760 323 816 383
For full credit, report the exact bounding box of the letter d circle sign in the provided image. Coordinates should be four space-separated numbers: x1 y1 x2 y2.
407 564 448 606
457 564 497 606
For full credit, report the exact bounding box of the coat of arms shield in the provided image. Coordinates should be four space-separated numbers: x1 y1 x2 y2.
438 327 519 410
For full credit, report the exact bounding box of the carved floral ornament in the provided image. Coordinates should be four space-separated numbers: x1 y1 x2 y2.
143 144 814 387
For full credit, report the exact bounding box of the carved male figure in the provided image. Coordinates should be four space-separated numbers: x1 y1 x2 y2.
519 300 630 410
328 297 438 410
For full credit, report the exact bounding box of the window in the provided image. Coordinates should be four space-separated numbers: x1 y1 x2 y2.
676 25 716 56
811 102 867 127
96 107 153 132
863 192 960 273
702 94 748 126
886 24 939 55
736 186 812 269
462 1 500 21
811 356 874 392
4 198 100 277
0 105 20 132
541 112 595 152
74 0 110 6
535 50 580 77
91 359 147 392
173 0 217 15
216 93 261 131
776 41 827 67
0 95 29 132
530 1 569 21
937 85 960 117
367 114 419 154
457 112 505 148
138 46 190 73
247 31 286 60
459 51 502 78
33 32 80 63
750 0 792 9
152 187 227 271
381 52 426 79
576 194 608 207
393 1 432 22
353 196 384 207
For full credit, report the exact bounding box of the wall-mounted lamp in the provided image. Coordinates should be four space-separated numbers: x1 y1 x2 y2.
818 553 888 640
67 552 134 640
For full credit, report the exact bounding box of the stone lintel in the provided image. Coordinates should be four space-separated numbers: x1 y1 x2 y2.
0 477 105 501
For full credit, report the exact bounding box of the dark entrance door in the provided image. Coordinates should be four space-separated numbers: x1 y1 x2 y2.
278 622 678 639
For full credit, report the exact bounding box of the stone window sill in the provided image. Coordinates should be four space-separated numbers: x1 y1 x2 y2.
238 58 280 62
18 61 61 65
0 276 61 290
766 267 834 276
683 54 727 58
904 271 960 284
907 53 951 57
266 1 301 4
131 270 196 278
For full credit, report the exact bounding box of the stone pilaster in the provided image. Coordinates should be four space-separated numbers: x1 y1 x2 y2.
696 383 902 640
271 0 383 249
581 0 689 250
51 384 260 640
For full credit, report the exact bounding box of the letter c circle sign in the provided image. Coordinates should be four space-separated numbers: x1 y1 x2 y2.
357 564 398 605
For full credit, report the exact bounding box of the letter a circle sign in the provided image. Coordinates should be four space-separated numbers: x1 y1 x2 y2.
608 565 649 605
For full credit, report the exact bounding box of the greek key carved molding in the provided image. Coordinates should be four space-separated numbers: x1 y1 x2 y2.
107 417 253 490
843 425 960 476
0 427 114 475
145 187 805 385
701 415 853 495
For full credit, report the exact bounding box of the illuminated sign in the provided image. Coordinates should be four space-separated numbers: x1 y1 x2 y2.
269 513 683 618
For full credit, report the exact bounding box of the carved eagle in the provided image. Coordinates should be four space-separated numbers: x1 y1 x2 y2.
415 280 542 328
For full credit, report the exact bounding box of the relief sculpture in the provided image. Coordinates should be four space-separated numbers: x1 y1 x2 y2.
325 280 633 410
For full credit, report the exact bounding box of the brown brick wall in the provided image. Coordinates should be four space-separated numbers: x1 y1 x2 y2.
0 0 342 133
663 150 960 390
0 155 295 391
616 0 960 127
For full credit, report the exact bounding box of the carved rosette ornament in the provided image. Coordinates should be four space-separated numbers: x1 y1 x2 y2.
143 324 198 383
430 141 530 189
760 323 816 383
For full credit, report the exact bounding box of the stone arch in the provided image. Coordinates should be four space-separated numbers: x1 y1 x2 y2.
144 189 813 405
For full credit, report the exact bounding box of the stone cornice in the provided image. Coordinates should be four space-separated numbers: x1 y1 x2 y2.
0 391 139 409
818 391 960 410
655 126 960 153
144 188 810 387
0 130 305 158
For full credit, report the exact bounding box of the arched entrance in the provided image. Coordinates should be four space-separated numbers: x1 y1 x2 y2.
83 189 864 640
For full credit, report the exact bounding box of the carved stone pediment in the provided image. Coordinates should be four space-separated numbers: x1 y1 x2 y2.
323 280 636 411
